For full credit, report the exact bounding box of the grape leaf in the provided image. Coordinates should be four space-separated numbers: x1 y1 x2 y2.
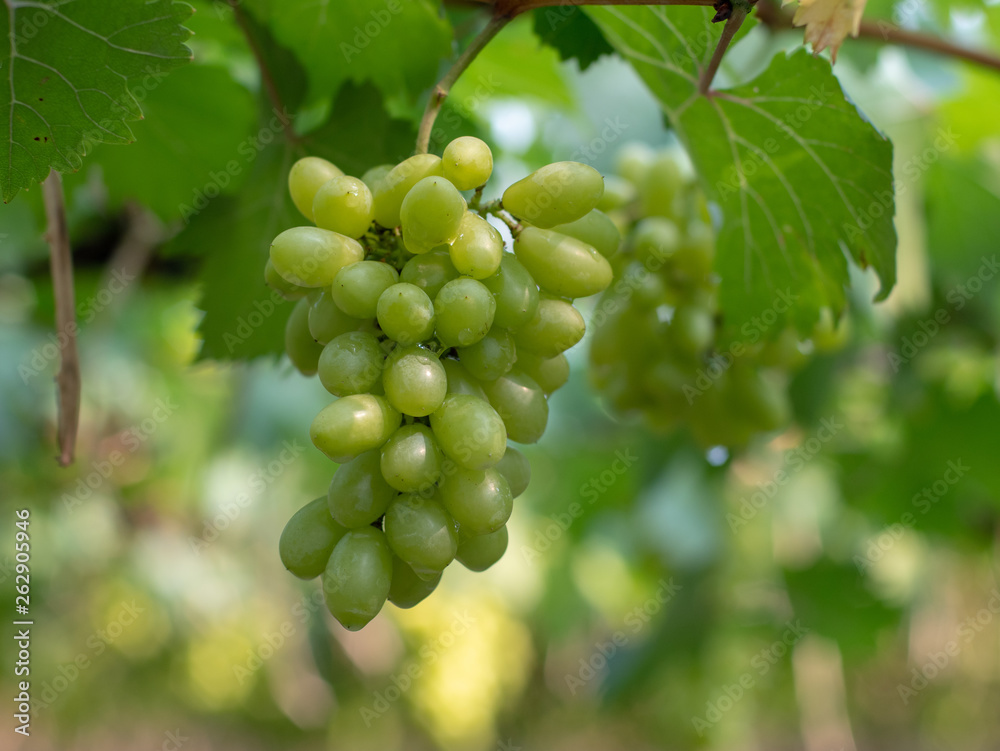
242 0 452 112
0 0 194 202
587 6 897 334
532 5 613 71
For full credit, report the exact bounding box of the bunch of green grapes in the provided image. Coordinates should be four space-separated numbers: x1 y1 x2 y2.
589 143 846 447
267 137 617 629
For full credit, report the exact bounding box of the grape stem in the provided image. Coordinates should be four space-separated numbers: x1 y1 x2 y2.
481 201 523 235
699 3 750 94
416 14 511 155
42 170 80 467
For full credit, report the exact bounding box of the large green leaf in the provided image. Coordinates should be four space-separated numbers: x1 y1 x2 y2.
243 0 451 112
532 6 613 72
587 7 898 335
0 0 194 202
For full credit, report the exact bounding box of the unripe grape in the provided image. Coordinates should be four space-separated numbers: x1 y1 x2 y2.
380 424 444 493
442 136 493 190
285 297 323 376
384 494 458 578
265 258 308 300
373 154 443 228
400 176 467 254
376 283 435 345
434 278 496 348
279 496 348 579
438 466 512 535
615 142 654 186
513 297 585 358
515 351 569 395
640 150 686 220
482 370 549 444
481 254 539 330
310 394 400 462
449 212 503 279
456 525 508 572
631 217 681 264
596 175 638 212
502 161 604 227
441 358 488 400
494 446 530 498
309 291 371 345
431 394 507 470
383 345 448 417
457 328 516 382
313 175 375 239
400 250 459 300
388 557 441 608
361 163 393 192
322 527 392 631
270 227 364 288
318 331 385 396
331 261 400 319
550 209 622 258
289 156 343 221
514 227 613 299
327 450 396 528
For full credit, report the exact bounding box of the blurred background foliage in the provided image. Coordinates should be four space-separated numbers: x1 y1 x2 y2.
2 0 1000 749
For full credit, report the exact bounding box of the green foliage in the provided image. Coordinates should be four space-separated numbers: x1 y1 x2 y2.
0 0 194 201
532 5 613 71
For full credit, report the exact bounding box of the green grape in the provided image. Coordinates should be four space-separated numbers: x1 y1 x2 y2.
380 424 443 493
441 136 493 190
615 142 654 186
361 163 394 193
400 250 459 300
513 297 585 358
515 351 569 395
441 358 488 400
383 345 448 417
550 209 622 259
640 150 685 220
388 557 441 608
482 253 539 331
384 494 458 578
438 466 512 535
289 156 343 221
285 297 324 376
513 227 613 299
331 261 400 319
456 525 508 572
502 161 604 228
628 264 670 309
482 370 548 444
457 328 516 382
310 394 401 462
449 212 503 279
631 217 681 265
670 305 714 354
322 527 392 631
674 220 715 279
270 227 365 288
309 291 370 345
279 496 348 579
265 258 307 300
596 175 638 212
434 278 496 348
431 395 507 470
494 445 530 498
400 176 467 254
327 449 397 528
313 175 375 239
373 154 443 228
318 331 385 396
376 283 435 345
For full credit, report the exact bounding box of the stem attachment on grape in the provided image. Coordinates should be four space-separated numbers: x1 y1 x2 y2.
42 170 80 467
416 14 510 155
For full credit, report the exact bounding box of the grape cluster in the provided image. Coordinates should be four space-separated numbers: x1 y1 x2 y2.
589 143 845 447
268 138 616 629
